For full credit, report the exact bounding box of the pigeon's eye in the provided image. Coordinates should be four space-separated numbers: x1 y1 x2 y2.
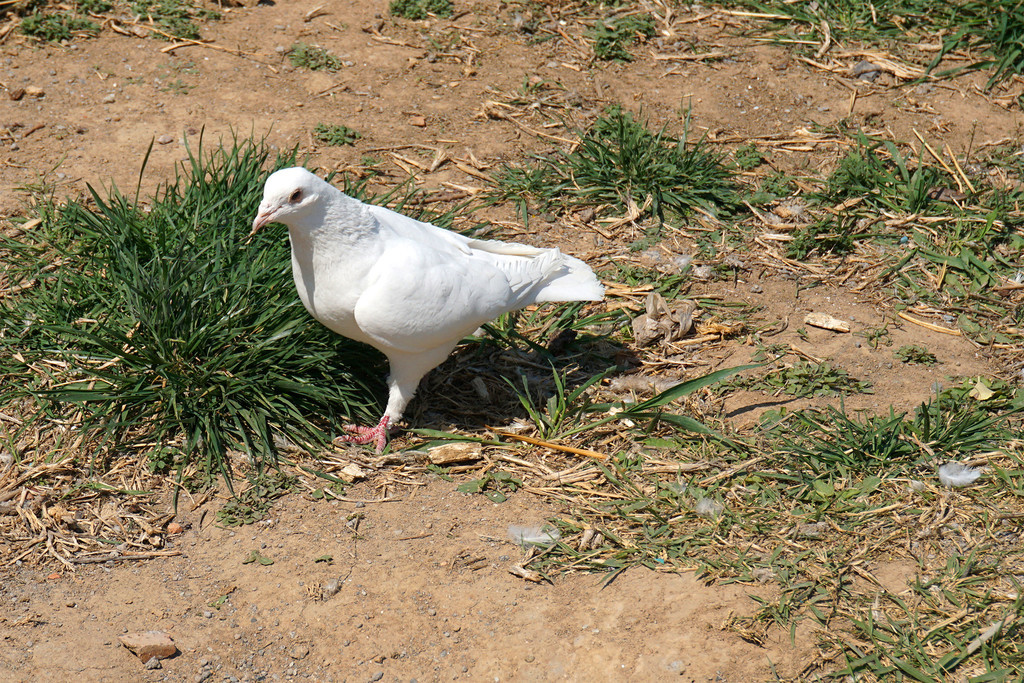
289 189 303 203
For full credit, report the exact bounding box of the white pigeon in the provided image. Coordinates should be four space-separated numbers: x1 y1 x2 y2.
251 167 604 452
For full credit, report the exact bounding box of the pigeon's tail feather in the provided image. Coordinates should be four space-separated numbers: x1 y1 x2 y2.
530 253 605 303
479 245 603 307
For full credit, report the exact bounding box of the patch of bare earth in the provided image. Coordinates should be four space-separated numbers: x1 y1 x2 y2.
1 0 1020 681
3 480 819 681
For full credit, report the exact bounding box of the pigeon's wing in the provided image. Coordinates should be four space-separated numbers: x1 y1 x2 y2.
367 202 556 259
365 203 602 303
352 239 516 355
365 203 475 255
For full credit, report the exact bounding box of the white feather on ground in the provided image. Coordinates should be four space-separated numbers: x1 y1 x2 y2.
938 462 982 487
694 497 724 519
251 167 604 452
507 524 561 547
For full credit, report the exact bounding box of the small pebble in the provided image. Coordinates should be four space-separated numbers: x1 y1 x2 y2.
692 264 714 280
102 93 116 104
157 134 174 145
370 673 384 682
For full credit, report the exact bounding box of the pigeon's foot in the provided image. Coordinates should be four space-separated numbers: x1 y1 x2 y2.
338 416 392 453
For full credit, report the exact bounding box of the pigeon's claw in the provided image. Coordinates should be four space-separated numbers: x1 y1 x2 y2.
338 416 392 453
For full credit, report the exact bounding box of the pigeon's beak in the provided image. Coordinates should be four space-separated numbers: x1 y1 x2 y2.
248 203 277 239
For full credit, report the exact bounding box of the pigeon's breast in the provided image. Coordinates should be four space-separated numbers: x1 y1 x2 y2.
290 247 375 346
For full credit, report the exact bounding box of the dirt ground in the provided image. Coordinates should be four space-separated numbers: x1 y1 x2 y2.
1 1 1020 681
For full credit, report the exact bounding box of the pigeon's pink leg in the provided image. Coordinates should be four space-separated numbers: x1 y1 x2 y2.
339 415 391 453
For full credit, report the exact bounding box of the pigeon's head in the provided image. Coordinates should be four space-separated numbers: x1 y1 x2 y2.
250 167 327 236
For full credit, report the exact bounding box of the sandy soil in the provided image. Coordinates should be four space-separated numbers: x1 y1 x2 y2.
1 0 1019 681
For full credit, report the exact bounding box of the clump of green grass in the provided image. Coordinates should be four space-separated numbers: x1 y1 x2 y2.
314 123 361 147
869 182 1024 339
950 2 1024 88
767 381 1020 477
457 470 521 503
19 0 216 41
834 560 1024 679
590 14 656 61
745 170 795 205
731 361 872 397
289 42 343 71
216 472 295 525
130 0 220 41
389 0 452 20
492 106 739 225
933 376 1019 413
79 0 113 12
823 133 951 214
516 374 1022 672
21 11 99 41
895 343 938 365
0 136 383 483
785 216 858 260
475 300 624 357
857 323 893 349
732 143 764 171
507 366 609 440
730 0 1023 87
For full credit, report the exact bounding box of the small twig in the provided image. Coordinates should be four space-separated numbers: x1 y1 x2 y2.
46 532 75 570
145 25 270 65
698 455 766 486
452 161 492 182
913 129 966 194
815 19 832 59
651 51 729 61
965 619 1007 656
3 536 45 566
947 145 978 195
495 432 607 460
493 453 557 476
68 550 183 564
897 311 961 336
321 488 403 504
